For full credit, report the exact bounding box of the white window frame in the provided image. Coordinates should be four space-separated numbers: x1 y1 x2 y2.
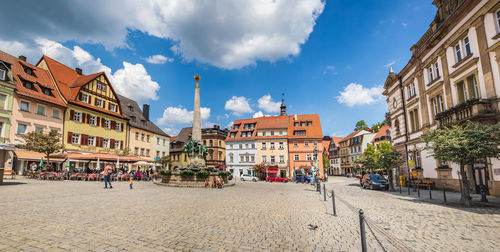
52 108 61 119
114 140 121 150
109 103 116 112
103 138 110 148
20 100 30 112
17 123 27 135
262 155 267 163
261 142 266 149
89 115 97 126
434 62 440 79
279 155 284 163
72 133 81 145
270 142 275 149
262 131 266 136
304 141 309 147
74 111 82 123
464 36 471 56
157 138 160 145
96 98 103 108
313 141 318 146
0 69 5 81
455 43 462 62
279 142 284 149
104 119 110 129
35 125 44 133
88 136 96 146
306 154 312 161
36 104 46 116
80 93 89 103
408 83 416 98
116 122 122 131
270 130 274 136
293 141 298 147
294 154 299 161
270 155 275 164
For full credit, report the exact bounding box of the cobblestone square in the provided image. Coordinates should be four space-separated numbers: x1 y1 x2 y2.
0 177 499 251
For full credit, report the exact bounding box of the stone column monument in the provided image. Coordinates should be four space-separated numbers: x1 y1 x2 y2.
185 74 206 167
192 75 202 142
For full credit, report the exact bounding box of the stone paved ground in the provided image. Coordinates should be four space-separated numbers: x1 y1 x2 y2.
0 177 499 251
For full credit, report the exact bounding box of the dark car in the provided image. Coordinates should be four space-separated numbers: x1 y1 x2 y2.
295 174 312 183
362 174 389 190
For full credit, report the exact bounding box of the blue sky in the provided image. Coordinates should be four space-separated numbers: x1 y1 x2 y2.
0 0 436 137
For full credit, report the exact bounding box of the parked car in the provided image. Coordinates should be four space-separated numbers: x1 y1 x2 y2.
362 174 389 190
240 174 259 182
295 174 312 183
266 175 288 183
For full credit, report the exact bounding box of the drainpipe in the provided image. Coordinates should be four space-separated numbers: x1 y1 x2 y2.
399 76 411 187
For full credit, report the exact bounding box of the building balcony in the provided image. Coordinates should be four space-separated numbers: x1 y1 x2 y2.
435 98 497 127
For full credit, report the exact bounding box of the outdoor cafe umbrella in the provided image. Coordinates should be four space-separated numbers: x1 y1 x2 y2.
39 157 44 169
116 157 120 169
96 157 100 170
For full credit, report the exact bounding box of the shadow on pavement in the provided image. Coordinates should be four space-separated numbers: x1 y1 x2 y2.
0 181 26 186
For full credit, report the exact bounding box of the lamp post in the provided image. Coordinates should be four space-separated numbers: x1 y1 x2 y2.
314 147 319 183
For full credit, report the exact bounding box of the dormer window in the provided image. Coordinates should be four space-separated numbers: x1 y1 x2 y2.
128 105 133 112
131 116 136 122
0 69 5 81
23 81 35 90
25 67 33 76
109 103 116 112
142 119 147 126
42 88 52 96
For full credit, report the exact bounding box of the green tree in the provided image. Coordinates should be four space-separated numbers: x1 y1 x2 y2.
371 120 386 133
422 122 500 207
354 120 369 131
376 142 404 191
253 163 267 179
322 155 329 169
20 130 64 169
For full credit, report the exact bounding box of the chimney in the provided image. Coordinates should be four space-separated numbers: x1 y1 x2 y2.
214 125 220 130
143 104 150 121
294 114 298 121
75 68 83 75
18 55 27 62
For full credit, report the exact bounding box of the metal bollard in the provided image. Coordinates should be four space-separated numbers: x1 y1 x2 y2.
323 184 326 201
417 184 420 197
318 181 321 194
359 209 367 252
332 190 337 216
443 185 447 204
407 179 411 195
428 184 432 200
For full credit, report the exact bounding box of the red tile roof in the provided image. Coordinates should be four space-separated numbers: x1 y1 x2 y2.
340 130 362 143
287 114 323 139
0 50 66 107
41 55 126 119
371 125 390 143
331 136 343 146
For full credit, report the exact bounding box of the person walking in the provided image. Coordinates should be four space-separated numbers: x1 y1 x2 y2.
104 163 113 189
130 176 133 190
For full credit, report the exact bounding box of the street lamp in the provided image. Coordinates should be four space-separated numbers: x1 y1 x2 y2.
313 147 319 183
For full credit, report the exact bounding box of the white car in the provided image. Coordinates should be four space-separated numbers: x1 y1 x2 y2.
240 174 259 182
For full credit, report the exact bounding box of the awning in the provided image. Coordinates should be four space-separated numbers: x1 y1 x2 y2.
14 150 65 162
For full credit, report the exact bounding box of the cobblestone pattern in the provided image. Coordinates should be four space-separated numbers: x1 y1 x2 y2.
325 177 500 252
0 177 499 251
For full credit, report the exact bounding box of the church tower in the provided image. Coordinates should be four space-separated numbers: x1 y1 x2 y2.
280 93 287 116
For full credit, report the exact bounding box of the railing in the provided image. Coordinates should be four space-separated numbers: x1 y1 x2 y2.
435 99 495 127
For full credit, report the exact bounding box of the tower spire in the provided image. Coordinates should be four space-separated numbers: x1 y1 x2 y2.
280 93 286 116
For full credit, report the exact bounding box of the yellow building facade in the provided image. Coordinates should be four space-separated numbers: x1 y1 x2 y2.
128 126 154 160
39 56 128 153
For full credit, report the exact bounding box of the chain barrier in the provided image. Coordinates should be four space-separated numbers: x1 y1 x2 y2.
316 184 415 252
364 218 387 252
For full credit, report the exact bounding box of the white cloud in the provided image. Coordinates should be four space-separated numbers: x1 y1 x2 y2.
145 54 174 64
257 94 281 113
157 106 210 126
253 111 264 118
163 127 179 136
402 22 408 28
323 65 338 75
336 83 384 107
0 0 325 69
226 121 234 129
384 58 400 69
110 62 160 104
225 96 253 116
35 39 159 104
